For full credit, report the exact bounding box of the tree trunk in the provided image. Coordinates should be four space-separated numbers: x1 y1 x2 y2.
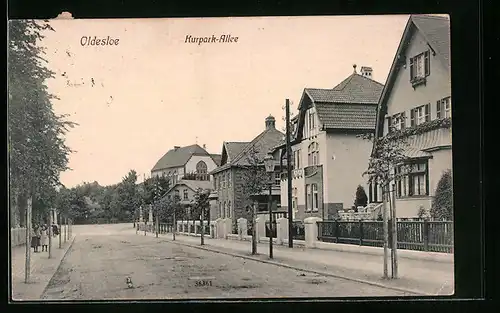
25 196 32 283
251 201 257 255
382 185 389 279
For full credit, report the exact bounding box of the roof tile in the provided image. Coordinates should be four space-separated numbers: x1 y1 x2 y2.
151 144 210 172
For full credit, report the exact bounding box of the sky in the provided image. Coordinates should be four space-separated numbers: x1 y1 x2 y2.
37 14 410 187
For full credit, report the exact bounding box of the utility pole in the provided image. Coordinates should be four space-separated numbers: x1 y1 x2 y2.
200 210 205 246
251 202 257 255
390 183 399 278
25 197 32 283
64 217 67 243
382 185 389 279
285 98 293 248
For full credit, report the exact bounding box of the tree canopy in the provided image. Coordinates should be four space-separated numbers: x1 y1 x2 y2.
8 20 76 226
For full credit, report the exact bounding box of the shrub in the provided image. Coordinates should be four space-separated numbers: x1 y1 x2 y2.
430 169 453 220
354 185 368 209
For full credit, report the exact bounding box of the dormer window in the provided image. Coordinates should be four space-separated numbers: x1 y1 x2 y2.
410 104 430 127
309 111 316 130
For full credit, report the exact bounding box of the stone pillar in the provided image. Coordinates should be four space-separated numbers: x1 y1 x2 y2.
304 217 322 248
215 218 223 238
256 216 266 243
148 206 153 225
194 220 200 235
276 217 289 245
237 218 248 240
222 218 232 239
176 221 181 233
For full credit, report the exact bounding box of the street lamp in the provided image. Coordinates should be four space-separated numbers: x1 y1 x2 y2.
263 153 275 259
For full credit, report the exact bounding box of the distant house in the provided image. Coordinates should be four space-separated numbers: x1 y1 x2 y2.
271 65 384 221
210 115 284 229
150 144 220 185
371 14 451 219
162 179 214 221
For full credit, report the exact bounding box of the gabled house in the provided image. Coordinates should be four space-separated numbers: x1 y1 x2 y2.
370 14 451 219
210 115 284 229
162 179 214 221
272 65 384 221
151 144 221 185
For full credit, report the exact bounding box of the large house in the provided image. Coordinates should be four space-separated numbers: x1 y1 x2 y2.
151 144 221 185
271 65 384 221
162 179 214 221
210 115 284 229
370 14 452 218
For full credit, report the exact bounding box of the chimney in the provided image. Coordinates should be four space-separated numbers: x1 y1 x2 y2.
265 115 276 130
202 144 206 149
174 146 180 150
353 64 357 73
360 66 373 79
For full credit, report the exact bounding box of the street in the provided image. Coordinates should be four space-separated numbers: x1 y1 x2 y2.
41 224 407 299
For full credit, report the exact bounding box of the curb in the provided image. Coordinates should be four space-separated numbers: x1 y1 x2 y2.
39 236 76 299
162 237 428 296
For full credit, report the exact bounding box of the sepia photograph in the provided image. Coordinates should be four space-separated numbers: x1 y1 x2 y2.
8 13 453 301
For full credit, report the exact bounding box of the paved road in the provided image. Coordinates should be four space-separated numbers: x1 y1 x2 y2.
41 224 408 300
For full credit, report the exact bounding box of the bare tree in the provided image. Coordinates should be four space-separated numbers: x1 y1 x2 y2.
239 145 269 255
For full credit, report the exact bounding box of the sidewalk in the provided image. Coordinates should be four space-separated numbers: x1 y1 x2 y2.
141 231 454 296
10 235 76 301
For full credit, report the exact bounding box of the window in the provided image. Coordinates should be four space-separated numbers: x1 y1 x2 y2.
391 112 406 131
174 190 180 199
227 201 232 218
410 51 430 81
294 149 301 169
305 184 312 211
410 104 430 126
222 174 226 188
312 184 319 211
437 97 452 119
395 160 429 198
309 111 316 130
196 161 208 174
228 172 232 187
183 189 188 200
307 142 320 166
274 172 281 186
219 202 223 218
292 188 298 212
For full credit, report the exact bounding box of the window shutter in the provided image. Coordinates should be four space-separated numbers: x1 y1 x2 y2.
387 116 392 133
425 104 430 122
401 112 406 129
436 100 442 119
410 109 415 127
424 51 430 76
409 57 414 80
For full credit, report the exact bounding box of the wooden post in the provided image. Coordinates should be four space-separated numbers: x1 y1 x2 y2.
155 213 159 238
390 184 399 279
382 185 389 279
25 197 32 283
251 201 257 255
423 220 429 251
48 210 53 259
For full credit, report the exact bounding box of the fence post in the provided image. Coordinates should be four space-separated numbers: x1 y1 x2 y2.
423 220 429 251
359 220 363 246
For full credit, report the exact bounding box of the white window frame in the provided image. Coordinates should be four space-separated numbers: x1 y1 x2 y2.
305 184 311 212
183 189 188 200
312 184 318 211
416 106 426 125
308 142 319 166
392 112 406 130
274 172 281 186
